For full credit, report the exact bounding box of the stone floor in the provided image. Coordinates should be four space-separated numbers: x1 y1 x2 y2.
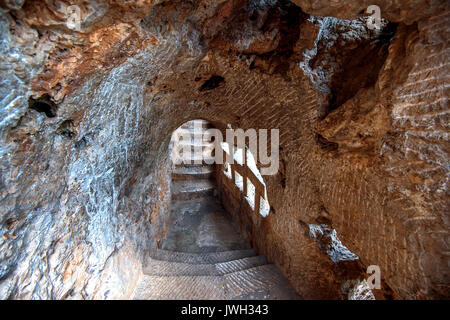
131 193 300 299
161 196 251 253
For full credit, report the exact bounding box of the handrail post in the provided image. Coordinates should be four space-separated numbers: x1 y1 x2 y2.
243 148 247 197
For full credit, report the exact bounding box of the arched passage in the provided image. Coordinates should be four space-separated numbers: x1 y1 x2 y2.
131 119 298 299
1 0 447 302
165 119 250 253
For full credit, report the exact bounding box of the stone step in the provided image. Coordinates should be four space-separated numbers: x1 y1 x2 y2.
171 165 215 180
173 158 217 167
173 147 215 158
172 150 216 160
131 264 300 300
131 275 227 300
181 120 213 129
224 264 300 300
172 155 217 166
175 128 215 140
171 179 215 200
143 255 268 276
216 256 268 275
152 248 256 264
175 140 215 148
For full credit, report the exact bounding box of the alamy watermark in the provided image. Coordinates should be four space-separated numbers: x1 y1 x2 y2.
367 265 381 289
171 122 279 176
65 5 82 32
367 5 382 30
344 265 381 296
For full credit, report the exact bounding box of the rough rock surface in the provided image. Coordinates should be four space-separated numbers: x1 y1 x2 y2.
0 0 448 299
291 0 449 24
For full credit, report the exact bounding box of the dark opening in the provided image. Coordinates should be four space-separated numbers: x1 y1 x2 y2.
247 1 307 76
324 23 398 116
56 120 75 139
199 75 225 91
316 134 339 152
28 94 57 118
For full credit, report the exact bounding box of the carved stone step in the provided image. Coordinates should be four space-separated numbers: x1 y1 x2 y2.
171 165 215 180
171 180 216 200
152 248 256 264
143 255 268 276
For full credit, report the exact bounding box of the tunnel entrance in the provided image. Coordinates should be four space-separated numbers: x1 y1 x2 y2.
130 120 298 299
166 120 251 253
166 119 272 251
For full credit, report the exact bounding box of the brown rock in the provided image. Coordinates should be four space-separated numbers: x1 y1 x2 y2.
0 0 448 300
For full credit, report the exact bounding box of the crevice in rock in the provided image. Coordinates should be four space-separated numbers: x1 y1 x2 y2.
56 120 75 139
248 0 308 75
309 224 359 263
199 75 225 91
316 134 338 152
325 22 398 115
207 0 307 76
28 94 57 118
311 22 398 119
74 138 86 150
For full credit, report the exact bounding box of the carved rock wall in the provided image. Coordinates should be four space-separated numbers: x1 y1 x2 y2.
0 0 448 299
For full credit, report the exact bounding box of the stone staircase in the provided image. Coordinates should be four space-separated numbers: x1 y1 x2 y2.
131 120 299 300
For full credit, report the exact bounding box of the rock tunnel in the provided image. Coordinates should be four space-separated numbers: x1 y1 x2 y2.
0 0 449 300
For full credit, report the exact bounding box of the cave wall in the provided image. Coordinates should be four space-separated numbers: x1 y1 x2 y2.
0 34 176 298
291 0 449 24
0 0 448 299
0 1 176 298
